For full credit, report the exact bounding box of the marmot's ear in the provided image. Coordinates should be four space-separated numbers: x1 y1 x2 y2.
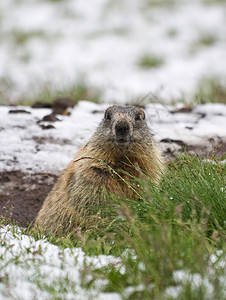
139 108 145 120
104 107 112 120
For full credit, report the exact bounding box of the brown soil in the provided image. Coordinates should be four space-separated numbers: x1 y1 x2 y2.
0 171 57 228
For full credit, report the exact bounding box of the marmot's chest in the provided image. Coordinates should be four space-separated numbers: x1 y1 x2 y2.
90 161 140 178
87 162 141 198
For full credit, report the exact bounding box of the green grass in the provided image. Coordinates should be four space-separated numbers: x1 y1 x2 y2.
166 28 178 38
16 81 101 106
86 27 130 39
143 0 176 9
198 34 218 47
1 154 226 299
194 77 226 104
0 76 14 105
46 0 66 2
81 154 225 299
166 77 226 105
196 33 218 48
203 0 226 4
138 54 165 69
0 77 102 106
190 32 218 54
10 29 47 46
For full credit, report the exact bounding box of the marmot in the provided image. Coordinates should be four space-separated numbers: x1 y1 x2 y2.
35 106 163 232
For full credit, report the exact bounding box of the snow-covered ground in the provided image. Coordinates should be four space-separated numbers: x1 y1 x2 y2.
0 225 122 300
0 101 225 174
0 0 226 103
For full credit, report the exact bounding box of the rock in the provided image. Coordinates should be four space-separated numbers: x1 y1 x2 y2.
52 98 75 115
39 124 55 130
160 138 186 147
9 109 31 114
41 114 60 122
171 106 193 114
32 102 52 109
92 110 104 114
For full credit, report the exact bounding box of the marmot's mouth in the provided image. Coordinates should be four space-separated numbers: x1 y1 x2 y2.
115 136 131 144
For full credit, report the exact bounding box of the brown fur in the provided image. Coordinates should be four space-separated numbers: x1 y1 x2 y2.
34 106 163 232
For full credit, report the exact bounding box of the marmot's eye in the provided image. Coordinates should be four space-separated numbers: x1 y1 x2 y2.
105 113 111 120
135 113 141 121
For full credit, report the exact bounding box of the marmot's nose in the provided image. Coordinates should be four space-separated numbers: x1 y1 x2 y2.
115 122 130 138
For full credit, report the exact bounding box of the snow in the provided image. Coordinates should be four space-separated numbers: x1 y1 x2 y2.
0 0 226 103
0 225 121 300
165 259 225 299
165 250 225 299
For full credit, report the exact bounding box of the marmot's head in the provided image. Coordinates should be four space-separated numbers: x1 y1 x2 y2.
94 106 152 148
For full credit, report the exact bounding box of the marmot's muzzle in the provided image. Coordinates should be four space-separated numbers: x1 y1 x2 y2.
114 120 132 143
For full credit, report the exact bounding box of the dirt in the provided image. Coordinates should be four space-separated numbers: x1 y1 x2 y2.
0 171 57 227
161 138 226 160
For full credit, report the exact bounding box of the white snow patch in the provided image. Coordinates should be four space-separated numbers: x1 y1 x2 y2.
0 0 226 103
165 251 226 299
0 225 121 300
